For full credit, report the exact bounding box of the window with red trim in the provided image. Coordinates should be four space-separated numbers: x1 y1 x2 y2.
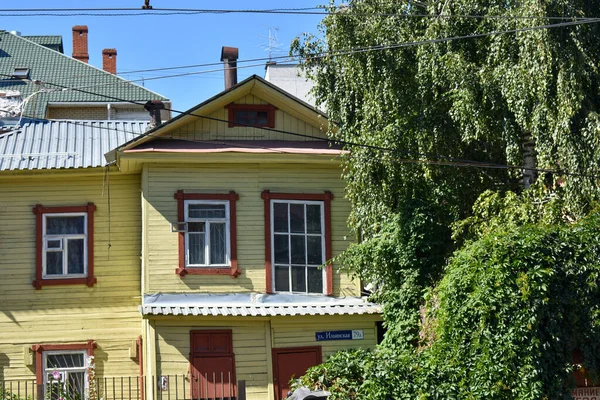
32 341 96 400
225 103 277 128
32 204 97 289
261 191 334 295
174 191 241 277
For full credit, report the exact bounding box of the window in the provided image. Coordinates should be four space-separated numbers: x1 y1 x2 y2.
32 204 96 289
262 191 334 295
186 201 229 266
174 191 241 277
225 103 277 128
33 341 96 400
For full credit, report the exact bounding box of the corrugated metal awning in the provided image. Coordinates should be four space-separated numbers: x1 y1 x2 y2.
140 293 382 317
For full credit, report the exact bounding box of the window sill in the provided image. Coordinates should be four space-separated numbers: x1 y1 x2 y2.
176 267 241 278
32 276 97 290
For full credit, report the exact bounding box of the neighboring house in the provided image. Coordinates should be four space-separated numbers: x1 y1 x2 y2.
264 63 317 109
0 46 381 400
0 119 150 399
0 27 169 122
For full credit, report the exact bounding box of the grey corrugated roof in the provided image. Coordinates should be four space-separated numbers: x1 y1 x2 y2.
141 293 382 317
0 30 167 118
0 119 148 171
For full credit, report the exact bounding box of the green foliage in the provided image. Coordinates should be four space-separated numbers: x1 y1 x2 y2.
291 0 600 398
299 210 600 398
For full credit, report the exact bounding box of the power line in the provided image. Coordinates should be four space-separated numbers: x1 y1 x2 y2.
30 17 600 95
0 7 594 21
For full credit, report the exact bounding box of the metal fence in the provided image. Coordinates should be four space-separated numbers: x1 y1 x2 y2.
0 376 246 400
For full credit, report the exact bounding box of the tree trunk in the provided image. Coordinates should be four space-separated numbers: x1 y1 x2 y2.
521 133 537 188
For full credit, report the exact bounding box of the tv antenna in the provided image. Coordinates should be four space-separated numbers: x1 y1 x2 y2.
259 28 284 62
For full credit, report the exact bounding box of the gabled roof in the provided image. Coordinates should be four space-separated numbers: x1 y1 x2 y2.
115 74 328 155
0 119 148 171
0 31 167 118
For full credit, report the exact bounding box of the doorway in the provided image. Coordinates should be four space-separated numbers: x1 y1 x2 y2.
272 346 322 400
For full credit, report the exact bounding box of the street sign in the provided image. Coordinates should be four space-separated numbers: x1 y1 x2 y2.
572 387 600 400
315 329 364 341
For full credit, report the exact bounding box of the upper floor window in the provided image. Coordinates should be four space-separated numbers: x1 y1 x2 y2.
32 204 97 290
174 191 241 278
272 200 325 293
225 103 277 128
262 191 334 295
186 201 229 266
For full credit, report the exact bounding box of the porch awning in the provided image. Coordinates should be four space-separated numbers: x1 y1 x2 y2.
140 293 382 317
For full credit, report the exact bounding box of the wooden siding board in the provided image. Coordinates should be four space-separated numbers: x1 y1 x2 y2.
0 173 142 381
143 163 359 296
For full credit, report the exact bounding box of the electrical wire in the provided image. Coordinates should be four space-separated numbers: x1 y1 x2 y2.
21 17 600 95
3 16 600 178
0 7 594 20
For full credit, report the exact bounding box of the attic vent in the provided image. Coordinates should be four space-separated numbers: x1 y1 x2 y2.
12 68 30 79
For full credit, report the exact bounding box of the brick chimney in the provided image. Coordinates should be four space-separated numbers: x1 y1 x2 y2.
220 46 239 90
72 25 89 63
102 49 117 74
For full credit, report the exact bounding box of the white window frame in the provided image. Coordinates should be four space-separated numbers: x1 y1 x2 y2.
184 200 231 267
43 350 88 400
270 200 326 294
42 212 88 279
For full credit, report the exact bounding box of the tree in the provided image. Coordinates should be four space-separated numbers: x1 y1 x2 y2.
291 0 600 397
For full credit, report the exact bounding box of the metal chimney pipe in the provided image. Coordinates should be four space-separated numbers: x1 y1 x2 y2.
144 100 165 128
220 46 239 90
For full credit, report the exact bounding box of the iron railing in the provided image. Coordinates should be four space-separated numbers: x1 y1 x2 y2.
0 376 246 400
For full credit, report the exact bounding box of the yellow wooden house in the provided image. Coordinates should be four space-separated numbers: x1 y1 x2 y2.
0 72 381 400
110 75 382 400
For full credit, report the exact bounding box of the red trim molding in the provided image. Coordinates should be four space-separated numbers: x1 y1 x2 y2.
261 191 334 295
31 203 97 290
225 103 277 128
174 191 241 278
32 340 97 386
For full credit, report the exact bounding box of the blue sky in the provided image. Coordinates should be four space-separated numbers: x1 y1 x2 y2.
0 0 325 112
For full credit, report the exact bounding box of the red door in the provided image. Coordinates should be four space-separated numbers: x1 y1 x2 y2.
190 330 236 400
272 347 322 400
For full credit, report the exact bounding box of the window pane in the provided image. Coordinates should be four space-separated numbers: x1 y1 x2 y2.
291 266 306 292
273 234 289 264
273 203 288 233
67 239 84 274
46 216 85 235
210 223 226 264
290 235 306 264
275 265 289 291
46 239 62 249
188 232 205 264
306 205 322 234
66 372 85 400
307 236 323 265
46 353 85 368
46 252 63 275
188 204 226 219
188 222 205 233
308 267 323 293
290 204 305 233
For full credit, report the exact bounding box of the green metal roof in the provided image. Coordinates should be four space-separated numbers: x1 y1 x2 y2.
22 35 64 53
0 31 168 118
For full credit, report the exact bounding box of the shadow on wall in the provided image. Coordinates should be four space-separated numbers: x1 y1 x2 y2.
0 353 8 382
